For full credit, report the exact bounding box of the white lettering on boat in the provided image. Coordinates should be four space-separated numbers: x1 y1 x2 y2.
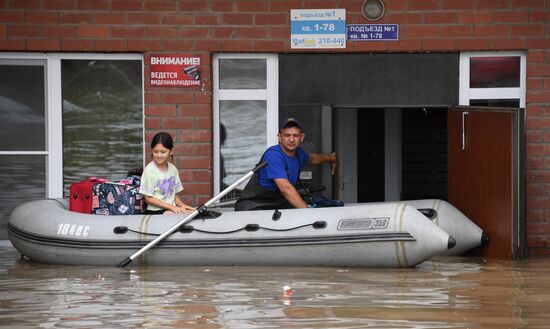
57 224 90 237
337 218 389 230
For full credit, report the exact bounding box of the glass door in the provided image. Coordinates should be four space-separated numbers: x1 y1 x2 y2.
213 54 279 200
0 60 47 239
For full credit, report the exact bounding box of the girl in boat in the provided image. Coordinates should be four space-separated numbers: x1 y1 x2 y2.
139 132 195 214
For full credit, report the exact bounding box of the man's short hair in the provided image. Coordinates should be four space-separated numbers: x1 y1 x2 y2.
279 117 303 132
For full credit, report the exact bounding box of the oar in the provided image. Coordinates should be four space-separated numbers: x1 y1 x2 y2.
118 161 268 268
209 198 239 208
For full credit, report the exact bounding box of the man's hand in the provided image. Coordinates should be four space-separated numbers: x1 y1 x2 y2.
309 152 338 175
329 152 338 175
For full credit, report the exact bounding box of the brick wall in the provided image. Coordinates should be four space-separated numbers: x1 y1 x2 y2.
0 0 549 254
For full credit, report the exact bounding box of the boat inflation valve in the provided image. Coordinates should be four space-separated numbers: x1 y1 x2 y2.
447 236 457 250
272 209 281 221
312 221 327 229
418 208 437 220
179 225 194 233
195 210 222 220
245 224 259 232
113 226 128 234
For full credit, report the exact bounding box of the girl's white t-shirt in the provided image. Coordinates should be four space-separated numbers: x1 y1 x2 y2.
139 162 183 211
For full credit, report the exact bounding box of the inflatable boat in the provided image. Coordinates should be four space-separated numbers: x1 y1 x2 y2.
403 199 488 256
8 199 456 268
215 198 486 257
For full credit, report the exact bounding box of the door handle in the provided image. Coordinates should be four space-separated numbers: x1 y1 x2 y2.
462 111 469 151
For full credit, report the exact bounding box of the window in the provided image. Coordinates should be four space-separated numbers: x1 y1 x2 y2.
0 53 143 240
0 63 46 151
61 59 143 193
213 54 278 198
469 56 520 88
0 59 47 239
460 52 526 108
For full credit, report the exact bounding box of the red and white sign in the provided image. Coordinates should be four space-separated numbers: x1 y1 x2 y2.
149 54 201 87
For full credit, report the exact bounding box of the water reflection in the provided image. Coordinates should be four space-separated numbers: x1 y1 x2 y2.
1 246 550 328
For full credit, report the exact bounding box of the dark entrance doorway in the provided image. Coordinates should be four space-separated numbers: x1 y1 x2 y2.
280 52 458 203
356 108 448 203
279 54 525 259
357 109 385 202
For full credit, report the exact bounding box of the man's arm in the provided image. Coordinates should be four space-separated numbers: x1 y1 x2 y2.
308 152 338 175
274 178 308 208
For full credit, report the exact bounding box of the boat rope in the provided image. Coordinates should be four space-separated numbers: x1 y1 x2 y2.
114 221 327 236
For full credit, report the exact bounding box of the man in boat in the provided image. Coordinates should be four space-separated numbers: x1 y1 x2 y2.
235 118 338 211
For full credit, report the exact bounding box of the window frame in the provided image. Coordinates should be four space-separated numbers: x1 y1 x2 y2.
212 53 279 195
459 51 526 108
0 53 144 198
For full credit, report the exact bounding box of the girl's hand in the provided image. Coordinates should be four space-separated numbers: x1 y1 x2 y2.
180 204 195 212
171 204 195 214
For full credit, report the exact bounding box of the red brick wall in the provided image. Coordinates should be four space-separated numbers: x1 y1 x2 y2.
1 0 549 254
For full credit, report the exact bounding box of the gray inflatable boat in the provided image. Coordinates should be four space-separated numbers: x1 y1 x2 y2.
403 199 488 256
8 199 457 268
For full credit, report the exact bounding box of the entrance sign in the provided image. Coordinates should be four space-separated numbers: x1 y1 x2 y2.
347 24 399 41
150 54 201 87
291 9 346 49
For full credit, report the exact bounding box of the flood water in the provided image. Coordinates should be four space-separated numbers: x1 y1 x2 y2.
0 244 549 329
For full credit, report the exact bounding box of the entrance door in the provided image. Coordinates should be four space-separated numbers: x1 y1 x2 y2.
448 107 525 259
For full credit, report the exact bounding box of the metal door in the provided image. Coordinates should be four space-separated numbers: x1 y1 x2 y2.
448 106 525 259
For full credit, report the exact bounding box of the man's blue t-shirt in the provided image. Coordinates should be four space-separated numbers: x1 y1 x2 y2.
257 145 309 191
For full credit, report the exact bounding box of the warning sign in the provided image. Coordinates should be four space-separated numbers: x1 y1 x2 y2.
149 54 201 87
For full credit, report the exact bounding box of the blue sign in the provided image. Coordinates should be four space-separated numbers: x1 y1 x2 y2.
347 24 399 41
291 9 346 49
291 20 346 35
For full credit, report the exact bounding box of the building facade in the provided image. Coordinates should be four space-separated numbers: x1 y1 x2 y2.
0 0 549 258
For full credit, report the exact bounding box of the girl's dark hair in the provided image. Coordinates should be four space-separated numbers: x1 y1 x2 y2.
151 132 174 150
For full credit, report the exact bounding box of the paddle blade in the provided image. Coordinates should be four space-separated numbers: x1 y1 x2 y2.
118 257 133 268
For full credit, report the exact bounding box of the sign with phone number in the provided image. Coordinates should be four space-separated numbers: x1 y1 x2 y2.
290 9 346 49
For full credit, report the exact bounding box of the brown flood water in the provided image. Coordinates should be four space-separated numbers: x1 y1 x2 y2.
0 245 549 329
